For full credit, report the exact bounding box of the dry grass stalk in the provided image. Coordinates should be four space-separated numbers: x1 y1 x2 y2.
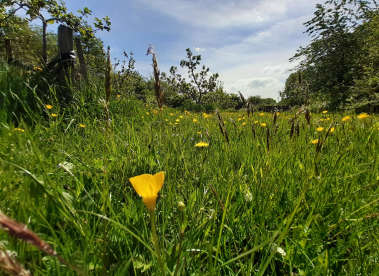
274 124 279 135
247 102 251 117
216 110 229 144
266 127 270 152
103 46 113 129
289 107 305 124
0 211 82 275
305 109 311 125
290 121 295 139
273 111 278 126
0 250 32 276
252 125 256 139
230 118 237 129
206 128 210 141
238 91 250 117
296 122 300 137
105 46 112 104
0 211 57 257
209 184 224 212
316 124 335 155
147 44 163 109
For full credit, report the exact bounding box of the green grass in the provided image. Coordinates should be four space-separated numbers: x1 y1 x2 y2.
1 75 379 275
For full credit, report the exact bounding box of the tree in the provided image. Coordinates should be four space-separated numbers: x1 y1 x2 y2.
0 0 111 63
248 95 277 106
112 50 142 96
279 71 310 106
0 15 58 66
290 0 376 107
162 48 220 104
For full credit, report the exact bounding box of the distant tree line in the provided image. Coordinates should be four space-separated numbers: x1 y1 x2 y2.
280 0 379 111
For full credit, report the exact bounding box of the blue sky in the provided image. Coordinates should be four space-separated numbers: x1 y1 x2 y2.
48 0 321 100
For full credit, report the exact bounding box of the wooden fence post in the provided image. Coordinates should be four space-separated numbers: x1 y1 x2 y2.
75 37 89 84
57 24 75 106
5 39 13 64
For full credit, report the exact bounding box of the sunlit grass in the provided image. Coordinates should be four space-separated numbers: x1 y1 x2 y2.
1 99 379 275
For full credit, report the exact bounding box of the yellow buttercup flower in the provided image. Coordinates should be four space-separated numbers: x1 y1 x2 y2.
259 113 264 117
342 116 350 122
254 121 258 124
260 123 267 127
322 110 328 114
311 139 319 144
14 128 25 132
117 95 121 98
242 122 247 126
46 105 53 109
129 172 164 211
197 132 202 134
357 113 369 119
195 142 209 148
330 127 335 133
51 113 58 117
180 116 184 119
193 119 198 123
79 124 85 128
316 127 324 132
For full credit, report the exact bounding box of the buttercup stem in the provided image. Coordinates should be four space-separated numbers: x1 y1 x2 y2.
149 209 165 274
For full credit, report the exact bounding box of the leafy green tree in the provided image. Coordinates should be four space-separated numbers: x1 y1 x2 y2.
248 95 277 106
0 15 58 66
162 48 220 104
112 50 143 96
279 72 310 106
203 88 241 109
290 0 375 107
348 10 379 109
0 0 111 63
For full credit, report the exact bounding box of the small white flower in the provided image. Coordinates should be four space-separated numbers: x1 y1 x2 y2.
209 209 215 219
244 192 253 202
58 162 74 170
277 246 286 257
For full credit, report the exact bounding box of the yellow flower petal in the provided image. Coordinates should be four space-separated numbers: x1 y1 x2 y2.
357 113 369 119
143 196 158 211
342 116 350 122
129 172 165 210
195 142 209 148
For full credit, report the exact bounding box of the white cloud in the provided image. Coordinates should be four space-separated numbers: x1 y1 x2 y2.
136 0 319 28
226 77 283 99
193 47 206 52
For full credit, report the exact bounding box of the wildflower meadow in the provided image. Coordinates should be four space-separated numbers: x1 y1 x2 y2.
1 0 379 274
1 94 379 275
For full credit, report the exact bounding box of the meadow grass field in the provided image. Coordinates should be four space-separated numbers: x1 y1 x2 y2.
1 88 379 275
